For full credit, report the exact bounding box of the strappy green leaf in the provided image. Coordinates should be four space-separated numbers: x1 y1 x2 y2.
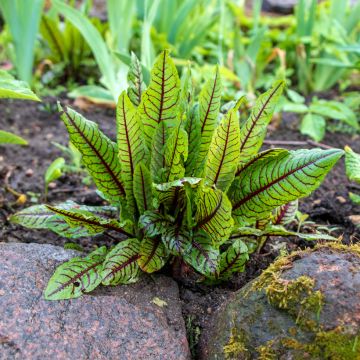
195 186 234 245
46 205 133 237
138 237 169 273
164 125 188 182
133 162 153 214
239 81 285 166
204 105 240 191
230 149 343 225
139 50 180 146
196 66 222 173
219 240 249 280
59 104 125 202
116 91 147 215
44 246 107 300
161 227 193 256
101 239 141 285
127 52 145 107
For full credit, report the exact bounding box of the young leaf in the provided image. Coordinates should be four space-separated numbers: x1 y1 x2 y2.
139 50 180 146
239 80 285 165
219 240 249 280
231 148 343 225
150 121 170 181
204 106 240 191
349 192 360 205
127 52 145 106
161 227 193 256
345 146 360 184
133 162 153 214
196 66 222 172
0 130 28 145
184 105 201 176
44 246 107 300
138 237 169 273
59 104 125 202
164 125 188 182
300 113 326 142
101 239 141 285
44 157 65 192
154 177 202 208
273 200 298 225
183 230 219 278
195 186 234 245
46 205 133 237
139 211 172 238
117 91 147 215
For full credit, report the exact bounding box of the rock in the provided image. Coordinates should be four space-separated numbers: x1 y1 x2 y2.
0 242 190 360
200 244 360 359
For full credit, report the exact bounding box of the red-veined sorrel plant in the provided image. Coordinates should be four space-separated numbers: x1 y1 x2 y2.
11 51 343 300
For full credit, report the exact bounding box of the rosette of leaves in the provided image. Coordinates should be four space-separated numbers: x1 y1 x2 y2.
11 51 343 300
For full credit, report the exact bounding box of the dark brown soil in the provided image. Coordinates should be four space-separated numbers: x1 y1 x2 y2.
1 97 359 358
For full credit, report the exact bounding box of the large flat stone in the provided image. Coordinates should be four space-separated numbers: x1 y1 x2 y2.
0 242 190 360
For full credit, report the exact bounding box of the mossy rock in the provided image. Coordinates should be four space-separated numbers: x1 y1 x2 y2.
200 243 360 360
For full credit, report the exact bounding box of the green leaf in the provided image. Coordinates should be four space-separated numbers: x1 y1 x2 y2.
195 185 234 245
45 157 65 186
239 80 285 165
349 192 360 205
44 246 107 300
46 205 133 237
183 230 219 278
300 113 326 142
58 104 125 202
273 200 298 225
116 91 147 215
230 149 343 225
197 66 222 172
0 71 40 101
138 237 169 273
164 125 188 182
219 240 249 280
10 201 117 238
133 162 153 214
0 130 28 145
139 50 180 146
184 105 201 176
101 239 141 285
204 106 240 191
154 177 202 207
345 146 360 184
161 227 193 256
127 52 145 107
233 225 337 241
150 121 170 182
139 211 172 238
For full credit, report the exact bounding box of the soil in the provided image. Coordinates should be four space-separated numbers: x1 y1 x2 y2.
1 97 359 358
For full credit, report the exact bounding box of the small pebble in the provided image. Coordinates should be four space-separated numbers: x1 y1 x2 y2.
349 215 360 227
25 168 34 177
46 133 54 140
336 196 347 204
48 182 57 189
313 199 321 206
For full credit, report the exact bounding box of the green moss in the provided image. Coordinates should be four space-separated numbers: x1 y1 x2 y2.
315 242 360 257
256 340 278 360
281 328 360 360
223 328 250 360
